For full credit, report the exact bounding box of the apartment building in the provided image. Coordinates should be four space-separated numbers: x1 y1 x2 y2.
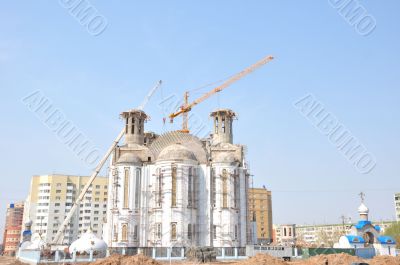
248 187 273 243
23 174 108 245
273 224 296 246
2 202 24 256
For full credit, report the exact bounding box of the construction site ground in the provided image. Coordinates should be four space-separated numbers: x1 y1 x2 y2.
2 253 399 265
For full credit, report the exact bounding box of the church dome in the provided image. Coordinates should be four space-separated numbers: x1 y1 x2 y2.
358 203 369 214
117 153 142 164
157 144 197 161
69 228 107 253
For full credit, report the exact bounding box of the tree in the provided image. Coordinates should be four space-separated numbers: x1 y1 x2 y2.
383 222 400 248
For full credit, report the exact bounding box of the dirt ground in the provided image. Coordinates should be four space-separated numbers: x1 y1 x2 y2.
2 253 399 265
0 256 27 265
89 253 400 265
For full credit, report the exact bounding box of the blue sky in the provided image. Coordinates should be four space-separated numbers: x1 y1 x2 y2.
0 1 399 237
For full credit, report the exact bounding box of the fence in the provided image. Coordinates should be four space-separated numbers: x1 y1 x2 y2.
18 249 106 264
108 247 246 260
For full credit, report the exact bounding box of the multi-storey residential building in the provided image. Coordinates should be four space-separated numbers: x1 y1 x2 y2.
248 187 273 243
23 174 108 245
273 224 296 246
2 202 24 256
296 221 395 247
395 193 400 221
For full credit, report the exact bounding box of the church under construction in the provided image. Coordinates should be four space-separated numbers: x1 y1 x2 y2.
102 108 251 250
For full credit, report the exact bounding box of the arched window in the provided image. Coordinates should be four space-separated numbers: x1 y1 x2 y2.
138 119 142 134
135 169 141 208
222 117 226 133
131 117 135 134
215 117 219 133
133 225 138 240
122 224 128 242
171 223 177 240
234 225 238 240
171 166 177 207
188 224 192 239
113 225 118 241
211 168 216 206
233 170 239 208
123 168 130 208
156 168 163 207
188 167 193 207
222 169 228 208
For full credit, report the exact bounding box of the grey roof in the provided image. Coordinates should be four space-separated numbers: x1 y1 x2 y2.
117 152 142 164
157 143 197 161
149 131 207 163
213 152 237 163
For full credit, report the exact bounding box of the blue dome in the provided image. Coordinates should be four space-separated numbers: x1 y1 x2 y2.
355 220 372 229
22 230 32 236
377 236 396 245
345 235 365 243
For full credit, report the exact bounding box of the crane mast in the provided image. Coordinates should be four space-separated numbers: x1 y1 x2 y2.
169 55 274 133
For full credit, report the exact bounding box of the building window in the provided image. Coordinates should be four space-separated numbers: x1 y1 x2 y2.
235 225 238 240
222 117 225 133
133 225 138 240
122 224 128 242
156 168 162 207
171 223 177 240
188 167 193 207
211 168 216 206
123 167 130 208
213 225 217 239
171 166 177 207
234 170 239 208
222 169 228 208
215 117 219 133
156 223 162 239
188 224 192 239
135 169 141 208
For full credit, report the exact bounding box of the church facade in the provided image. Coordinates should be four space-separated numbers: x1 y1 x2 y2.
102 109 250 249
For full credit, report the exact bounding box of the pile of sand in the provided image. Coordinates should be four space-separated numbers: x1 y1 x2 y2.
89 254 161 265
288 253 364 265
238 253 288 265
368 255 400 265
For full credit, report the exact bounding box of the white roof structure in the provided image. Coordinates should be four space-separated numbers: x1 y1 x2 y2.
69 228 107 253
358 203 369 215
20 233 46 250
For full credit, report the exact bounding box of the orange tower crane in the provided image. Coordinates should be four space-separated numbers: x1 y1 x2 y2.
168 55 274 133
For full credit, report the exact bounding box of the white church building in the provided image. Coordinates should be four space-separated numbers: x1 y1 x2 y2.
102 108 250 250
334 197 397 257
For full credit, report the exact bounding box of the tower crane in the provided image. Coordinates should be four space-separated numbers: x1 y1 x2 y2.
168 55 274 133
